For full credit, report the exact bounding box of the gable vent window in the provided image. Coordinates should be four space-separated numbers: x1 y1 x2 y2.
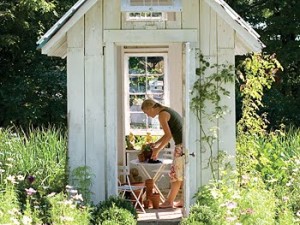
127 12 167 21
121 0 182 12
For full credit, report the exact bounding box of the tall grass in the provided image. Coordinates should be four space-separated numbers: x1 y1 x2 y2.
0 126 67 192
0 127 136 224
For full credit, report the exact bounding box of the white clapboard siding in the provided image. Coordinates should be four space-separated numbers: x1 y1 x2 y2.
199 0 218 185
104 0 121 29
182 0 199 29
217 13 236 170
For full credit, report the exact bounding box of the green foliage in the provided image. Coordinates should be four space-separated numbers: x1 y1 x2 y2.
92 196 137 224
185 53 300 224
182 170 277 225
236 53 283 174
236 52 283 136
71 166 94 204
0 0 77 128
48 192 91 225
190 53 234 180
0 184 21 224
0 126 67 193
228 0 300 128
95 204 137 225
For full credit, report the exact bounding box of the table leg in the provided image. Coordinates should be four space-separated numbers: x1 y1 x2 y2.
137 164 166 202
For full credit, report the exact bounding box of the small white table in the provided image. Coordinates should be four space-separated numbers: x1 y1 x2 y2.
130 158 173 201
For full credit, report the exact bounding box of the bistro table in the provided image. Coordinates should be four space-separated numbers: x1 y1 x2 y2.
130 158 173 202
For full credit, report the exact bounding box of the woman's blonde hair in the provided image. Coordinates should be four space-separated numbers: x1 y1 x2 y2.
141 99 162 110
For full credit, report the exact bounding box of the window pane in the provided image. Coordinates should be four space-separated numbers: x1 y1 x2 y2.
129 57 146 74
148 116 160 129
147 75 164 94
129 0 173 6
130 95 145 111
147 56 164 74
129 76 146 93
130 113 147 129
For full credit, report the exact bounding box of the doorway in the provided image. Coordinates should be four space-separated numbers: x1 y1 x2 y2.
119 45 185 220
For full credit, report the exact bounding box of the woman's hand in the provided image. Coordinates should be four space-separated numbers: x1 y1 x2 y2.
151 147 160 160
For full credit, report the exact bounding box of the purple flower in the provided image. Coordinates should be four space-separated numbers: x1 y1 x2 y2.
27 175 35 184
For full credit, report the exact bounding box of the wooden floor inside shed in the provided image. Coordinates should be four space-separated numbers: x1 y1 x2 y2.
137 207 183 225
136 188 184 225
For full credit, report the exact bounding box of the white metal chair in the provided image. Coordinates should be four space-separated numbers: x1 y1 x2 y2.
118 165 146 213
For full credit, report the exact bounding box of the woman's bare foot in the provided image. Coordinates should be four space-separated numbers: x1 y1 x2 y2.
159 201 173 208
173 200 184 208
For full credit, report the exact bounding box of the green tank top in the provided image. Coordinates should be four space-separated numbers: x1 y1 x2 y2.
160 107 183 145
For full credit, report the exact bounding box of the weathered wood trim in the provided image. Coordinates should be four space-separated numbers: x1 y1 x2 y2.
42 36 67 57
67 17 86 173
168 43 182 115
103 29 198 43
84 0 106 203
104 42 118 197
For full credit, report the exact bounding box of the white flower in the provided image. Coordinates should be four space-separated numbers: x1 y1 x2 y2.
22 215 32 225
6 175 18 184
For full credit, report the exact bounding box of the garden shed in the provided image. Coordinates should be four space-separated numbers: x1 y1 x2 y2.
37 0 264 207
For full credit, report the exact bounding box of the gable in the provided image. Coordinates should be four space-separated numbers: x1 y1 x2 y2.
37 0 264 57
204 0 265 53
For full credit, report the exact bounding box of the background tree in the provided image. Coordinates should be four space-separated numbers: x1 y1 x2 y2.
0 0 76 128
227 0 300 128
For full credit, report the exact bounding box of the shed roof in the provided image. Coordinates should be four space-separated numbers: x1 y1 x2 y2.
37 0 87 50
37 0 265 57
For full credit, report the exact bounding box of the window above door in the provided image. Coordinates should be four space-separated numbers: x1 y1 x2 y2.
121 0 182 12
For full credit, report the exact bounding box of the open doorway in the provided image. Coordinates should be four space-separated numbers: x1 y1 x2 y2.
118 45 185 221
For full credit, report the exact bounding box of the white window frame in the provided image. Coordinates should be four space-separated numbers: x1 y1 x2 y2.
126 12 168 21
121 0 182 12
124 51 169 136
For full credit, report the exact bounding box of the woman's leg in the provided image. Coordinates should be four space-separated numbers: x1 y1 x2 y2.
160 145 184 208
159 181 182 207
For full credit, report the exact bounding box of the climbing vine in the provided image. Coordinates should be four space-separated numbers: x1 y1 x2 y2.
190 54 235 180
236 52 283 174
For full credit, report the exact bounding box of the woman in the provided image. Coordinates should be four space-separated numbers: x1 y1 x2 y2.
141 99 184 208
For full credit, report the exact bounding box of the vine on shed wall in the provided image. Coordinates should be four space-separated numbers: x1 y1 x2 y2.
190 54 235 180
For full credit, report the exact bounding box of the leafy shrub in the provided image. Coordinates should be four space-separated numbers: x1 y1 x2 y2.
92 196 137 224
95 204 137 225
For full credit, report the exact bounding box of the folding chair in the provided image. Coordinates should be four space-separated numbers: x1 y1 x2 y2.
118 165 146 213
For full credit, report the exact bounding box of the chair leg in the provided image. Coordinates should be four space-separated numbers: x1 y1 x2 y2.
131 189 146 213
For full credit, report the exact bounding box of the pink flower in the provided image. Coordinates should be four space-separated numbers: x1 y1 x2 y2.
25 187 37 196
